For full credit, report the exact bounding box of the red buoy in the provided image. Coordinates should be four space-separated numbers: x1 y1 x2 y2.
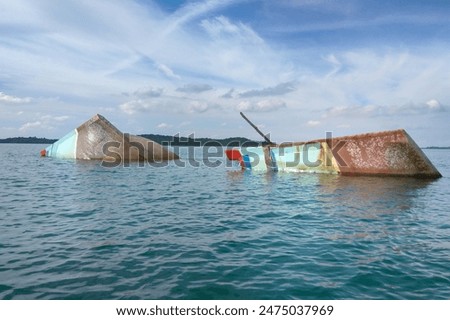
225 149 242 161
225 149 245 168
40 149 46 157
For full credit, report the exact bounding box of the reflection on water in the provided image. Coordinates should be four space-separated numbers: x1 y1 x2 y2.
318 175 433 215
224 169 439 257
226 169 434 217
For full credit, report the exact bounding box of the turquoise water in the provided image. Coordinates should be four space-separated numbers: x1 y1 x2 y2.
0 144 449 299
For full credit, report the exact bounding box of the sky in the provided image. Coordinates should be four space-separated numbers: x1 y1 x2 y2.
0 0 449 146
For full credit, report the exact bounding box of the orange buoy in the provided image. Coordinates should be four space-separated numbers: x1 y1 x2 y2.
40 149 46 157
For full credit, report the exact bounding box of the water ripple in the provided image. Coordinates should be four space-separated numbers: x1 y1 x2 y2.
0 145 449 299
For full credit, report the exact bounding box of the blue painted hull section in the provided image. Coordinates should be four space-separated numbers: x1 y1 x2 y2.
45 129 77 159
226 129 441 178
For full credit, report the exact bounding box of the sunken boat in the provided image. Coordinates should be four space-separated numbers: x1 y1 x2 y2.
41 114 179 163
225 129 441 178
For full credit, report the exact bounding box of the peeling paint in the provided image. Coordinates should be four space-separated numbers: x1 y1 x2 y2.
226 129 441 178
43 114 179 162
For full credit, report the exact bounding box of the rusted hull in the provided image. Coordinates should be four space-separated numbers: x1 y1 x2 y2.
226 129 441 178
42 114 179 162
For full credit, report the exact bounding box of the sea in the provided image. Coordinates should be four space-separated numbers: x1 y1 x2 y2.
0 144 449 300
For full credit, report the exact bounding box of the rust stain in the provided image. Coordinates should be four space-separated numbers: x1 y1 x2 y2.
273 129 441 178
329 129 441 178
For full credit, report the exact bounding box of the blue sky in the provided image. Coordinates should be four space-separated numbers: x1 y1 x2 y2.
0 0 449 146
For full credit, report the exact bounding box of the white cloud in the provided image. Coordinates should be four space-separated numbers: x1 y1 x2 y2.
180 121 191 127
20 121 43 132
221 88 235 98
322 99 447 120
156 63 181 80
306 120 320 127
19 114 70 132
119 100 150 115
196 16 290 85
201 15 264 44
323 54 342 77
0 92 32 104
0 1 292 114
239 81 297 97
188 101 209 113
323 105 382 118
119 95 220 115
41 115 70 122
0 1 449 146
120 86 164 114
133 87 164 98
176 84 213 93
164 0 237 36
426 99 441 110
236 99 286 112
156 122 172 129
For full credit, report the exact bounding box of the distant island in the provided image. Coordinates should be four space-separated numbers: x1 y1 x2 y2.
1 136 448 148
139 134 262 146
422 146 450 149
0 137 58 144
0 135 263 147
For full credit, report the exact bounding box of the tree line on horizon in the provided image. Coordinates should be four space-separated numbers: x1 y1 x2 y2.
0 135 263 147
2 135 446 148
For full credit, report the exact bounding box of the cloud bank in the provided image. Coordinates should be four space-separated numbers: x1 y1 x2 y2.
0 0 449 146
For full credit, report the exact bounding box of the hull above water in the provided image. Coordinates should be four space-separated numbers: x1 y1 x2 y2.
42 114 179 162
226 129 441 178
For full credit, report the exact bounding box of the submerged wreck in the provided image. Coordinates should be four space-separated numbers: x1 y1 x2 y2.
41 114 179 162
225 129 442 178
